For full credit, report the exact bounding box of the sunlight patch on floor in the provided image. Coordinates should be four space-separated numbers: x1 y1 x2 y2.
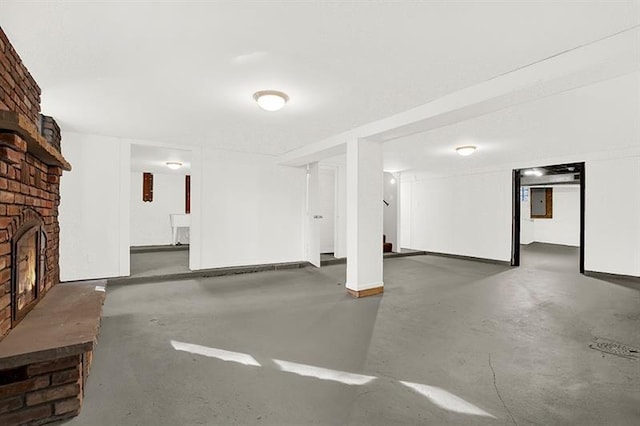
400 381 495 418
170 339 496 418
273 359 377 385
170 340 261 366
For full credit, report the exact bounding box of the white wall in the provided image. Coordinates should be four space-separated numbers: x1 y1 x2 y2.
59 133 130 281
130 172 188 246
318 168 335 253
60 133 307 280
397 71 639 276
400 179 412 249
400 170 513 262
383 172 399 252
305 162 321 266
334 163 347 258
401 159 639 275
198 148 306 269
519 188 535 245
521 185 580 247
585 156 640 276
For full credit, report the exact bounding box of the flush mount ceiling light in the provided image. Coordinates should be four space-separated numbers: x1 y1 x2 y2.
165 161 183 170
253 90 289 112
455 145 477 156
524 169 543 177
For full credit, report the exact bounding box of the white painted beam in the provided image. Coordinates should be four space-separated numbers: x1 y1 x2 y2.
279 27 639 167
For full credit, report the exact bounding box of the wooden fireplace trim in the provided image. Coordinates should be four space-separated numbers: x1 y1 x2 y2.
0 110 71 171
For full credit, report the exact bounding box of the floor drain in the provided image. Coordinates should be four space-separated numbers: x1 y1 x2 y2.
589 339 639 359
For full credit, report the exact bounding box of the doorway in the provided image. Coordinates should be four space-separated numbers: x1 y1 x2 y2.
129 144 192 278
512 162 585 273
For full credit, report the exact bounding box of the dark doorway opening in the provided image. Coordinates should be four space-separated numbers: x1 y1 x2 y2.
512 162 585 273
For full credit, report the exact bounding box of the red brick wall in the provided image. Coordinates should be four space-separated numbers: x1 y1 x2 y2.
0 353 88 425
0 29 62 339
40 116 61 152
0 134 62 338
0 27 41 129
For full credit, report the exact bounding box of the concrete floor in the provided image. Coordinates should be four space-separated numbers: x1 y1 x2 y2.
130 249 190 278
65 244 639 425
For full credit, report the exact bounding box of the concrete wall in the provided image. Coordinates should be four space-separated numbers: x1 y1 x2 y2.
400 179 412 250
383 172 399 252
334 163 347 259
398 71 639 276
196 148 306 269
520 188 535 245
59 133 129 281
130 171 187 247
585 156 640 276
60 133 306 280
521 185 580 247
400 170 513 262
401 156 639 276
318 168 335 254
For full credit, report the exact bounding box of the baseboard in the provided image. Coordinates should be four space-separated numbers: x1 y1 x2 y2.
346 286 384 298
320 250 428 267
584 270 640 282
107 260 311 286
423 251 511 266
130 244 189 253
523 242 579 248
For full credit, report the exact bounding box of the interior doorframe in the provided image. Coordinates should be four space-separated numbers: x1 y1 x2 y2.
579 163 585 273
511 162 586 273
511 169 521 267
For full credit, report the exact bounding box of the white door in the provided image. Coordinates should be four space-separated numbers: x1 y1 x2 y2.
319 169 336 254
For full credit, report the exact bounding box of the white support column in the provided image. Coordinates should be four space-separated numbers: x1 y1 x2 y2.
346 138 384 297
334 162 347 259
305 162 321 267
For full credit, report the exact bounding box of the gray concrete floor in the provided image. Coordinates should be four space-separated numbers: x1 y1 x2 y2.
130 249 190 278
65 244 639 425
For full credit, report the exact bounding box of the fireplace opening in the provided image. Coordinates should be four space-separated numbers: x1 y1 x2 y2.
12 220 46 326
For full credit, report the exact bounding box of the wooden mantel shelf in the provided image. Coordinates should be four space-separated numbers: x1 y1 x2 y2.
0 110 71 171
0 283 105 370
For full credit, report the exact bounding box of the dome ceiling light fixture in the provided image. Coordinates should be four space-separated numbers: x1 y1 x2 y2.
165 161 183 170
455 145 477 156
253 90 289 112
523 168 543 177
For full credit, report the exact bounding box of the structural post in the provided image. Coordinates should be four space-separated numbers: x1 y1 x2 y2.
346 138 384 297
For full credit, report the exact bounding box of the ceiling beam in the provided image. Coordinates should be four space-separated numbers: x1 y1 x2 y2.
279 26 640 167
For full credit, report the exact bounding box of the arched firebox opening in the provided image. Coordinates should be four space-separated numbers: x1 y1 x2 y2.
11 218 46 325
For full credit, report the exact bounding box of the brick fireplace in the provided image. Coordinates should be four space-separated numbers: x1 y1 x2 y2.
0 137 66 336
0 28 104 425
0 28 67 339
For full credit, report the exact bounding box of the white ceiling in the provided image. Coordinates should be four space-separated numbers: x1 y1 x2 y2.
2 0 638 159
131 144 192 174
382 71 640 175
